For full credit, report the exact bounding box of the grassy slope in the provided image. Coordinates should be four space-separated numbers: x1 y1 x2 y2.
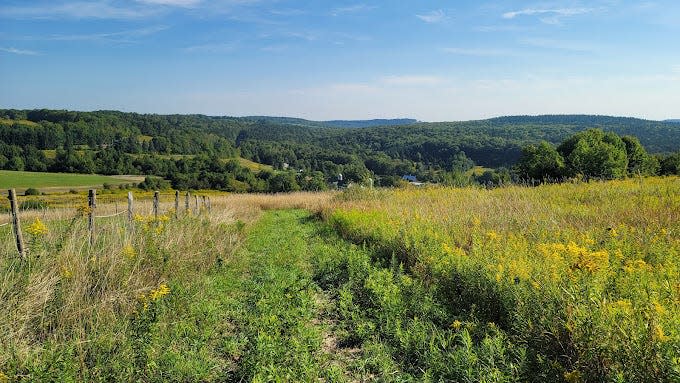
0 170 141 190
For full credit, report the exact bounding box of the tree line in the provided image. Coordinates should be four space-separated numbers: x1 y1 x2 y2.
1 109 679 191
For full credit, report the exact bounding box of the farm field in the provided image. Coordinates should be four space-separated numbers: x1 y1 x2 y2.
0 170 143 192
1 178 678 381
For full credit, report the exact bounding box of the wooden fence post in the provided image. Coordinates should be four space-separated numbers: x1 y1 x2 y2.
153 191 159 221
88 189 96 246
194 195 199 215
202 196 207 212
8 189 26 259
185 192 190 215
128 192 134 228
174 190 179 219
207 197 211 214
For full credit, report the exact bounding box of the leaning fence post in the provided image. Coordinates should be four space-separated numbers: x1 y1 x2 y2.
153 191 159 221
127 191 134 227
185 192 190 215
174 190 179 219
8 189 26 259
88 189 96 246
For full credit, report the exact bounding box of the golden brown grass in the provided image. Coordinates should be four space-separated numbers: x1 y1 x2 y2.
1 189 336 375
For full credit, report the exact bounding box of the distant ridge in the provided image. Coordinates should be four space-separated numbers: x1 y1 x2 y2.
665 119 680 123
244 116 417 128
323 119 418 128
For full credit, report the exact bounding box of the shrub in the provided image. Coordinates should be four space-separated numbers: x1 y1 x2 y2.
24 188 41 196
20 199 48 210
138 176 170 191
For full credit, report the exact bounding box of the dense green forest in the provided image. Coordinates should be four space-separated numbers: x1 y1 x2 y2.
1 109 679 191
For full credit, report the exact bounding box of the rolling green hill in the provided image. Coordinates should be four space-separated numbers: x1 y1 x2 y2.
1 109 679 191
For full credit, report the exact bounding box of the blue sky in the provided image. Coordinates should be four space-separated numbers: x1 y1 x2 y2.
1 1 679 121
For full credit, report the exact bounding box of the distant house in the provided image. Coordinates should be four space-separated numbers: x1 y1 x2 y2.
402 174 424 187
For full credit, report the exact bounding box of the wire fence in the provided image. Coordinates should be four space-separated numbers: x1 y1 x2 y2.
1 188 212 259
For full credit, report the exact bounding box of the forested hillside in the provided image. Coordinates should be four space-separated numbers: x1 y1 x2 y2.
1 109 679 191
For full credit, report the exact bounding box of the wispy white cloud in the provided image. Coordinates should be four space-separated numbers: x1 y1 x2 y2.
381 75 443 86
0 47 39 55
416 9 446 23
183 43 236 53
503 7 593 19
136 0 201 7
502 7 594 24
283 31 319 41
261 44 288 52
43 26 168 43
474 25 529 32
0 1 158 20
441 47 513 56
520 38 597 52
269 8 307 16
331 4 377 16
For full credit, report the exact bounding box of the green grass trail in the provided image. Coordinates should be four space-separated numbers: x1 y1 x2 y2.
153 209 404 382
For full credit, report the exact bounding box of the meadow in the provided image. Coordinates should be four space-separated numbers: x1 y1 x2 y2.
1 178 678 382
323 177 680 381
0 170 142 191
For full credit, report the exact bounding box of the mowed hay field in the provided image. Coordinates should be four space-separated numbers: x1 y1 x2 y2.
0 170 143 191
324 177 680 381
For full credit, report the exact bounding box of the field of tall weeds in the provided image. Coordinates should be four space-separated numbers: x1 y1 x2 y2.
324 177 679 382
0 191 332 381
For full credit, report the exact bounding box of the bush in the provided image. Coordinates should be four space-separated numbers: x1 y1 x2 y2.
24 188 41 196
20 199 48 210
138 176 170 191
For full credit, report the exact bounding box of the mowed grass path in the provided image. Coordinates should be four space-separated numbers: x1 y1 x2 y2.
0 170 142 190
159 209 409 381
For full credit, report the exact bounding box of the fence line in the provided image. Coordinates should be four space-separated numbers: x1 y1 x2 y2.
94 211 127 219
3 188 212 257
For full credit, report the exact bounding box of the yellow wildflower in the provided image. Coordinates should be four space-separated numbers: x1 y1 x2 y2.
450 320 462 331
26 218 48 236
60 266 72 279
612 299 632 313
653 324 669 342
486 231 499 241
653 301 667 316
149 283 170 301
76 204 91 216
122 244 136 260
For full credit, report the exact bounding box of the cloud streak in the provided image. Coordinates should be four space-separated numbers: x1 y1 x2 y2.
416 9 446 23
442 47 513 56
0 47 39 55
502 8 593 19
331 4 377 16
0 1 158 20
136 0 201 6
183 42 237 53
381 75 443 86
43 26 168 43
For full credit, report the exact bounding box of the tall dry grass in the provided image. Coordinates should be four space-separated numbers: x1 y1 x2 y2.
1 189 336 377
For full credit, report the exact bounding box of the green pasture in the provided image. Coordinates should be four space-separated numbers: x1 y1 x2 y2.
0 170 141 191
